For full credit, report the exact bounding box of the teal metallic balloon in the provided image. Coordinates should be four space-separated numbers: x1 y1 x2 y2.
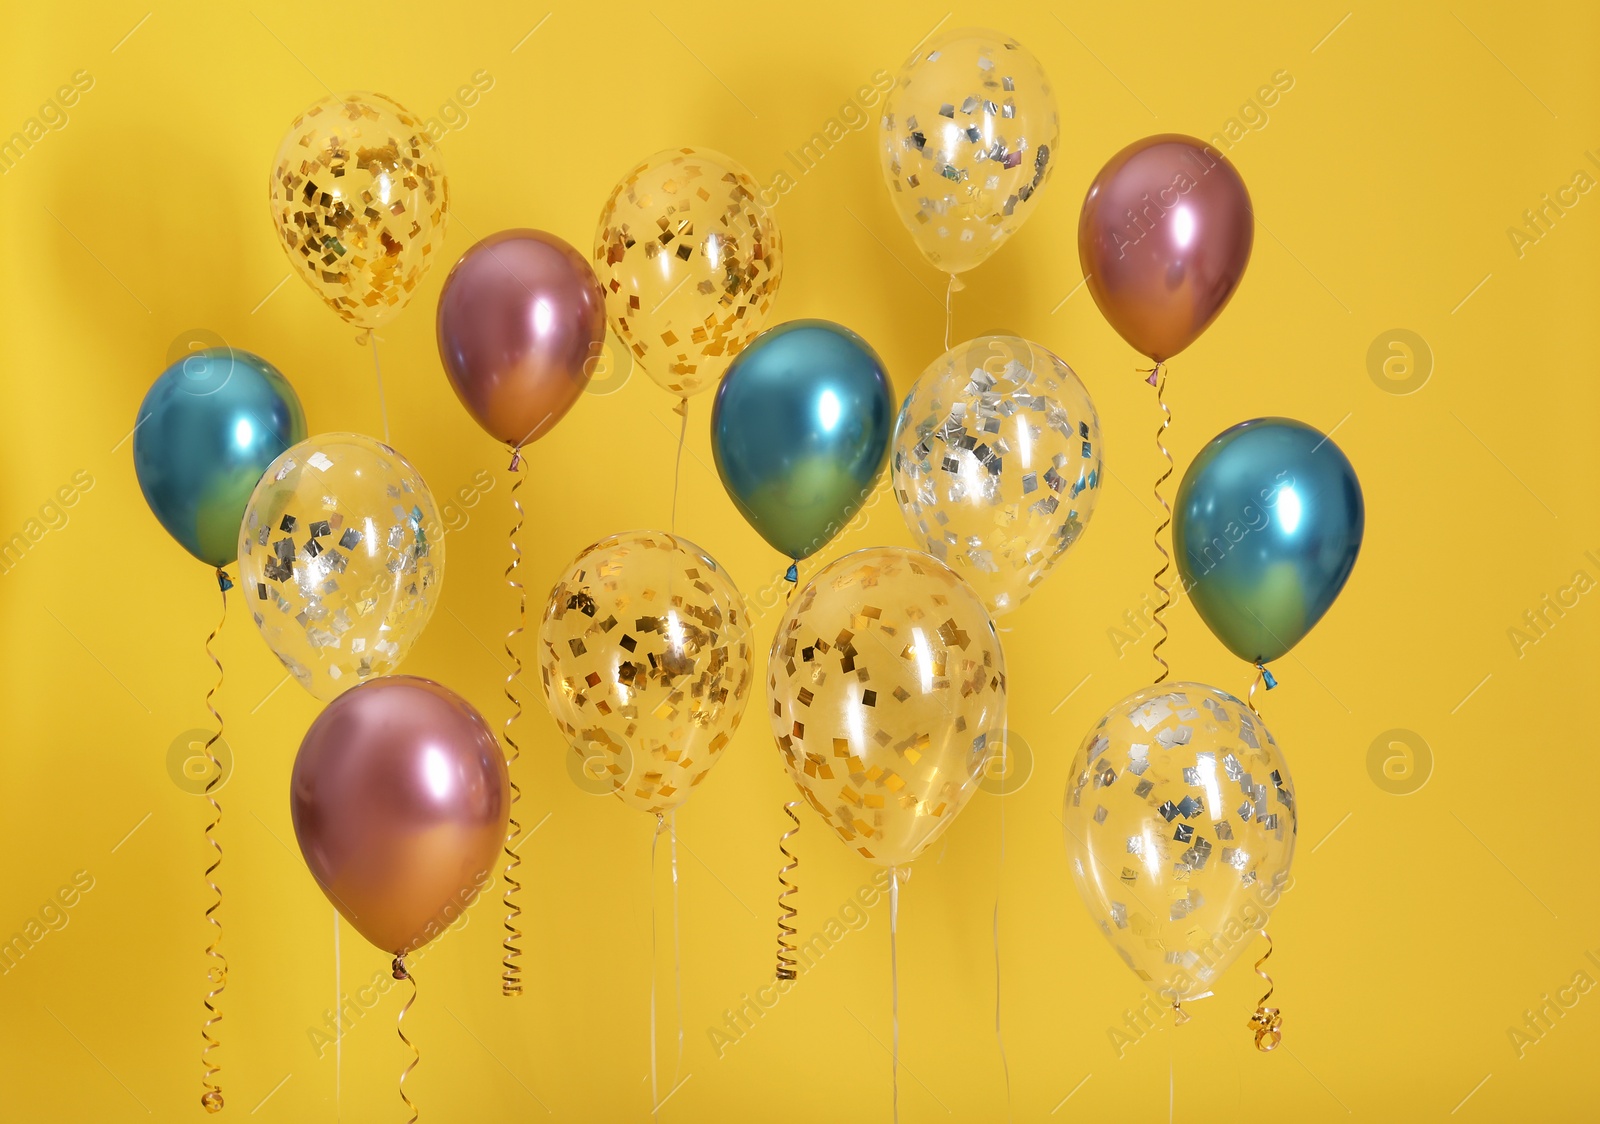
1173 417 1363 664
711 320 893 562
134 348 307 568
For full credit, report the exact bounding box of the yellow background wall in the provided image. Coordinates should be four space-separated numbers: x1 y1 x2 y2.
1 1 1595 1119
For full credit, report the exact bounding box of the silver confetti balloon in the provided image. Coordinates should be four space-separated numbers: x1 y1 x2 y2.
891 336 1101 615
239 433 444 701
1063 683 1297 1009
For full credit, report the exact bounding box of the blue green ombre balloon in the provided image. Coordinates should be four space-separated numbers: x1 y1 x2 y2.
134 348 307 568
711 321 893 561
1173 417 1363 664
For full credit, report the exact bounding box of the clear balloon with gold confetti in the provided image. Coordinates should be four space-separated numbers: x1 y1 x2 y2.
878 28 1058 276
768 546 1006 867
1062 682 1296 1016
238 433 444 700
594 148 782 399
892 335 1102 616
537 530 753 814
269 92 448 330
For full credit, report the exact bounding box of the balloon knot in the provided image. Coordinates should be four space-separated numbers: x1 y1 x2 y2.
508 449 522 472
784 563 798 584
391 956 410 981
1259 664 1278 690
215 570 234 593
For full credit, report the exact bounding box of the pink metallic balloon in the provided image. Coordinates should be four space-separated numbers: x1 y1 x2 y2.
436 229 606 449
1078 135 1253 364
290 676 509 956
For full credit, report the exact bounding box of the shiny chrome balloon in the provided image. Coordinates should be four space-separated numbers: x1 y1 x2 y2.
1174 417 1363 664
133 348 307 568
711 320 893 562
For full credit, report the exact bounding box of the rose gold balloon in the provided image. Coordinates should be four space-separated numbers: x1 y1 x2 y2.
1078 134 1253 363
290 676 509 956
436 229 606 449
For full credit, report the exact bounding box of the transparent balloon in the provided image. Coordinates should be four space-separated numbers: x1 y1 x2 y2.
239 434 444 700
594 148 782 398
537 531 753 815
769 547 1005 867
1062 683 1297 1006
270 92 448 330
879 28 1058 275
892 335 1102 615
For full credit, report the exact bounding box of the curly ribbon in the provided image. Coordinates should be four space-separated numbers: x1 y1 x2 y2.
889 868 903 1124
775 801 800 980
1249 930 1283 1051
671 397 688 534
393 956 419 1122
1146 362 1173 685
199 567 231 1113
1246 662 1278 715
501 449 527 998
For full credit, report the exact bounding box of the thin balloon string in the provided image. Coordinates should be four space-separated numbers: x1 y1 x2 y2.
362 330 391 445
199 568 230 1114
671 397 688 534
775 801 800 980
501 450 526 997
1249 930 1283 1051
1147 362 1173 685
994 790 1011 1122
890 869 901 1124
393 957 418 1123
670 812 683 1083
649 814 666 1121
334 908 342 1120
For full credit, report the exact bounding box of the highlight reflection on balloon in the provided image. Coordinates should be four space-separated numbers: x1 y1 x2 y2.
1173 417 1363 664
134 348 307 568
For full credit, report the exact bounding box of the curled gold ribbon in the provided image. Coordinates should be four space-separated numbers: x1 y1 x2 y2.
393 956 419 1121
502 450 526 997
776 801 800 980
1248 930 1283 1051
200 569 230 1113
1147 363 1173 685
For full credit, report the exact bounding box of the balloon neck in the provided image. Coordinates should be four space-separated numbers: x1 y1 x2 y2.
1257 663 1278 690
1143 361 1164 387
508 448 523 472
215 569 233 593
1172 998 1190 1026
784 562 799 584
391 955 410 981
946 273 966 293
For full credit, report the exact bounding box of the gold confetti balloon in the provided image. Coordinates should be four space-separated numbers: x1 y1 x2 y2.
238 434 444 701
270 93 448 330
538 531 753 815
594 148 782 398
1063 683 1297 1006
892 335 1102 616
879 28 1058 275
769 547 1006 867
